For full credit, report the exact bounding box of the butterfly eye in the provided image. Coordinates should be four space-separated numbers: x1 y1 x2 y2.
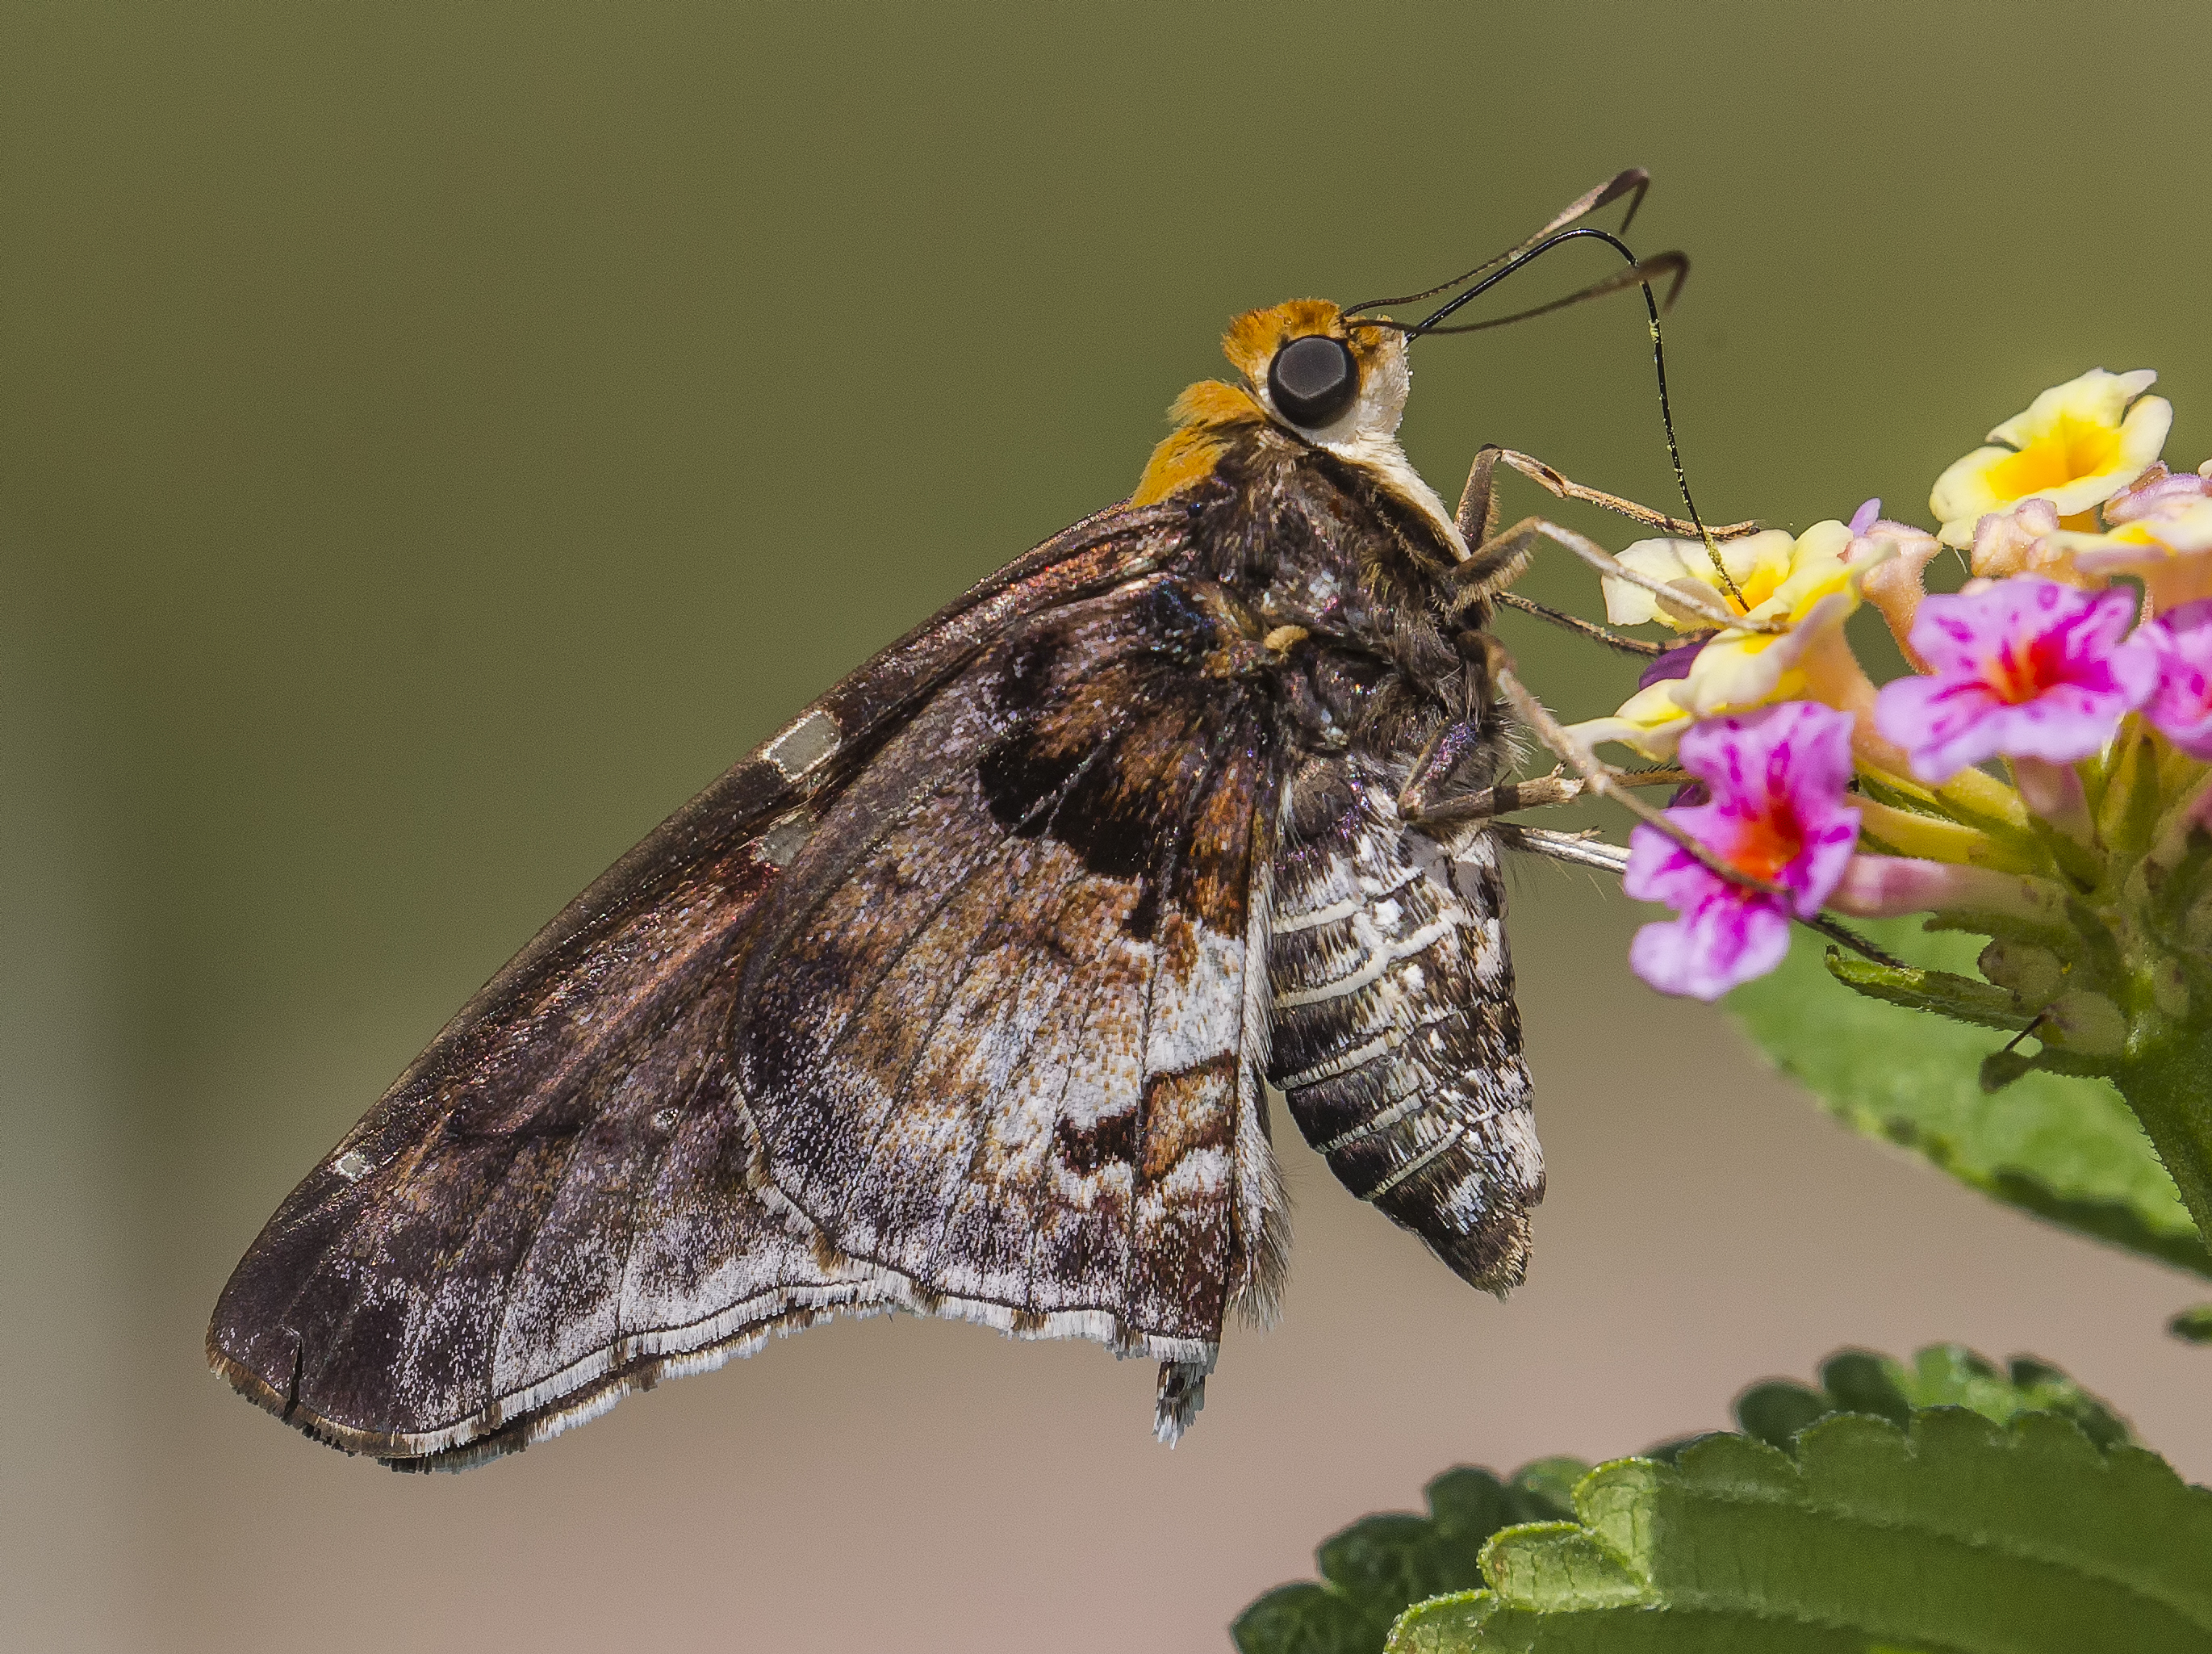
1267 334 1359 429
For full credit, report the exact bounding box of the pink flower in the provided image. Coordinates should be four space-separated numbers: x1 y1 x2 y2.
1874 577 2157 783
2137 597 2212 759
2102 459 2212 526
1624 702 1862 1000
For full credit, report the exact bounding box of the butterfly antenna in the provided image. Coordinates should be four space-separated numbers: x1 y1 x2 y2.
1344 168 1651 316
1361 225 1738 609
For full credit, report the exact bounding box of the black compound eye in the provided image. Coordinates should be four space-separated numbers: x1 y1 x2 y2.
1267 334 1359 428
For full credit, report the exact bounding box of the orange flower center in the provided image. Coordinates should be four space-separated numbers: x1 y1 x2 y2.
1984 633 2064 705
1729 807 1804 882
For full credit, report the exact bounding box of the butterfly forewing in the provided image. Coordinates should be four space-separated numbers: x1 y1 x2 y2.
207 505 1238 1463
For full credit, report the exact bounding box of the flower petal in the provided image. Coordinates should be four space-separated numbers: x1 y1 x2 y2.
1629 893 1792 1001
2138 597 2212 759
1879 577 2154 781
1930 368 2169 546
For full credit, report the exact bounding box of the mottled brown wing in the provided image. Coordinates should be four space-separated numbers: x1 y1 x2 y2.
731 573 1291 1438
206 503 1200 1468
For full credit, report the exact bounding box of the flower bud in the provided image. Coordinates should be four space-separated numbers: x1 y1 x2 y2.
1978 938 2064 1004
2042 990 2127 1056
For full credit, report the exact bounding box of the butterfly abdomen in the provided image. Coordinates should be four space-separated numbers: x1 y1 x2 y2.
1265 753 1541 1292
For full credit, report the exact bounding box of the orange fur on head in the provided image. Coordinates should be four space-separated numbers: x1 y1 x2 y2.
1132 381 1265 505
1133 302 1399 506
1218 299 1392 391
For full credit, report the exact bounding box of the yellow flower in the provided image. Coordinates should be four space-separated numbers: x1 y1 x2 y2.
1565 667 1707 760
1599 528 1799 629
1928 367 2170 548
1570 521 1894 758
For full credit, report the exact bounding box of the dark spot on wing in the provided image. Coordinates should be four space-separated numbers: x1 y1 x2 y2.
1055 1108 1139 1175
977 582 1270 940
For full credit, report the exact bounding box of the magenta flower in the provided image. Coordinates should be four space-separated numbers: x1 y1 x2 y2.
1873 576 2157 783
2137 597 2212 759
1624 701 1862 1000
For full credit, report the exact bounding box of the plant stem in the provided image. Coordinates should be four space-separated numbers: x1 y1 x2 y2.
2117 1036 2212 1250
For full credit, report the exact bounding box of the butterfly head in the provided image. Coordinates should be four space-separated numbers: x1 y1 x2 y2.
1134 299 1462 556
1221 299 1409 445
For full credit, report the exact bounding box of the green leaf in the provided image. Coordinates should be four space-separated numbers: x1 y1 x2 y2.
1386 1409 2212 1652
1242 1347 2133 1653
2171 1304 2212 1345
1822 953 2033 1030
1728 915 2209 1277
1799 1344 2135 1452
1650 1341 2132 1464
1233 1465 1579 1654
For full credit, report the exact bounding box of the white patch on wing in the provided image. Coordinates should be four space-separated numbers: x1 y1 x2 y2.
1144 923 1244 1074
761 709 842 781
755 811 813 868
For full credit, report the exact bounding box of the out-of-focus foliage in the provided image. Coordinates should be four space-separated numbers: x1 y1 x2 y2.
1728 918 2209 1276
1232 1463 1579 1654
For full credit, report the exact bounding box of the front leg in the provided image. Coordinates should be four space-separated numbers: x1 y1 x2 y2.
1474 447 1762 542
1449 446 1767 619
1395 714 1504 826
1405 763 1691 832
1449 513 1774 631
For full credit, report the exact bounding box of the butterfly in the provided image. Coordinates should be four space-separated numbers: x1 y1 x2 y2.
208 171 1725 1468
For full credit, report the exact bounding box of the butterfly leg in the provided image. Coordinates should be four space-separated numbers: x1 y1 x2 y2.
1460 631 1768 891
1449 445 1763 622
1474 637 1906 965
1491 590 1666 655
1449 513 1762 629
1405 763 1691 833
1467 446 1762 542
1491 823 1630 873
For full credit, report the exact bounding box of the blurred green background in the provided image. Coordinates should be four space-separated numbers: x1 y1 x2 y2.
7 5 2212 1651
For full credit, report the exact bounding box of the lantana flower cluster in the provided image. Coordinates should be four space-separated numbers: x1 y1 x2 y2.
1578 366 2212 1090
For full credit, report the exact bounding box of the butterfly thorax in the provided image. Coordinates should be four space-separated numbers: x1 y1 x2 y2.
1132 298 1493 777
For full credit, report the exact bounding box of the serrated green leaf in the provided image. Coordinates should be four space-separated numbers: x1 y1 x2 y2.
1825 953 2033 1029
1391 1409 2212 1652
1728 916 2209 1277
1232 1465 1580 1654
1482 1518 1647 1610
1248 1348 2160 1654
1726 1344 2135 1455
1383 1593 1495 1654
